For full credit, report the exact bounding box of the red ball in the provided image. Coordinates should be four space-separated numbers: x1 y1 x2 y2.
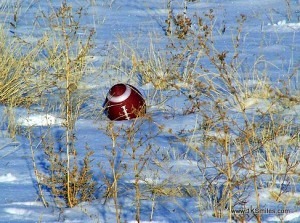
103 83 146 121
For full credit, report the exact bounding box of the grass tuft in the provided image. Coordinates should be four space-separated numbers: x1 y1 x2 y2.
0 28 47 107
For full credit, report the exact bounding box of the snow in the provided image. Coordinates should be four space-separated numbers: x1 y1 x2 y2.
267 212 300 222
0 0 299 222
16 114 64 127
0 173 17 183
270 20 300 30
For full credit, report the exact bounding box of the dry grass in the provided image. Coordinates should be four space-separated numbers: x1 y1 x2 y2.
16 1 98 208
0 1 96 211
39 2 96 208
0 28 47 107
103 4 300 222
1 0 299 222
100 117 164 222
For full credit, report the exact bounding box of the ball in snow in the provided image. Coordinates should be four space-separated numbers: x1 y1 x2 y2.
103 83 146 121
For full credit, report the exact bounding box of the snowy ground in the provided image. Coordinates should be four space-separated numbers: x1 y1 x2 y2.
0 0 299 222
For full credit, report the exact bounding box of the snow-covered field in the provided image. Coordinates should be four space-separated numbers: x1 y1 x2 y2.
0 0 299 222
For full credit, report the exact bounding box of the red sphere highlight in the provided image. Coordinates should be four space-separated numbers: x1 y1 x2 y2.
104 84 146 121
